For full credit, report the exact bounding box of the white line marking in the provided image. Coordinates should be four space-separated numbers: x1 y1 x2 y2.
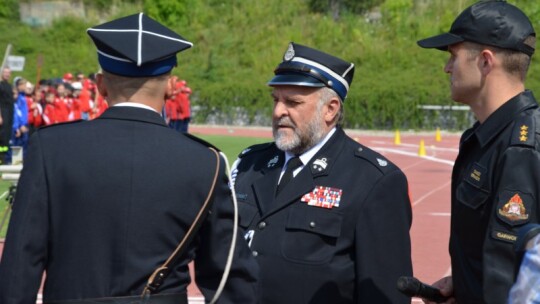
412 180 452 207
372 147 455 166
430 212 451 216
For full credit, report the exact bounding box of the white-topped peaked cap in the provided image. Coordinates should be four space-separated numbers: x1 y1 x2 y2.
268 42 355 101
87 13 193 77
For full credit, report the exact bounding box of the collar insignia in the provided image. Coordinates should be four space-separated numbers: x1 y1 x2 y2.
312 158 328 172
377 158 388 167
519 125 529 142
301 186 343 209
267 155 279 168
499 193 529 221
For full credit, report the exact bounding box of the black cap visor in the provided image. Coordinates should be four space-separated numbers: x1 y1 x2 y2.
267 74 326 87
417 32 464 51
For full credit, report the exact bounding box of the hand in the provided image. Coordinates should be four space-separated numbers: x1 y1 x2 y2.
20 125 29 133
422 276 455 304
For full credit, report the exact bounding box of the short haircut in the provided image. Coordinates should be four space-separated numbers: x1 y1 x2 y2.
465 35 536 81
102 70 170 97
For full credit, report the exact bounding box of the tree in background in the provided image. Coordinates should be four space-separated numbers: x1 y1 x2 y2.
0 0 19 20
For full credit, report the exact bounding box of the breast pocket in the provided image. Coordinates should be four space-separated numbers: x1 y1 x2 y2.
281 205 343 265
456 162 490 209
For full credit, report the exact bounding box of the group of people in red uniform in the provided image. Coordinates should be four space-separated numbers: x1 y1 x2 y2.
8 72 191 165
25 73 191 133
25 72 107 131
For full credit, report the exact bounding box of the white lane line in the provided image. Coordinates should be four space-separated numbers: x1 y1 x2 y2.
372 147 455 167
412 180 452 207
430 212 451 216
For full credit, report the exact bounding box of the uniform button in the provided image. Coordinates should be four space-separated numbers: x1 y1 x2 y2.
252 251 259 257
258 222 267 230
309 221 316 228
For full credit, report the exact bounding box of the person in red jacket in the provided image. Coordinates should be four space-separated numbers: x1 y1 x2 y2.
177 81 191 133
26 89 43 134
54 83 70 123
42 91 58 126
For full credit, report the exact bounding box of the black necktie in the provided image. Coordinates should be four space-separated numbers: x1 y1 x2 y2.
276 156 303 196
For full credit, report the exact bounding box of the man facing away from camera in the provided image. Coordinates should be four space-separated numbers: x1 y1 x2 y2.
0 13 257 304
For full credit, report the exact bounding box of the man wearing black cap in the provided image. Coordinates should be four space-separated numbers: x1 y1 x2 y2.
417 1 540 303
231 42 413 303
0 13 258 304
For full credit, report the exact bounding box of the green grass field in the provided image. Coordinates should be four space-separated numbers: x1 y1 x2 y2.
195 134 270 164
0 134 268 238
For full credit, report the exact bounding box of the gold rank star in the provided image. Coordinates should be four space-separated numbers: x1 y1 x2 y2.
519 125 529 142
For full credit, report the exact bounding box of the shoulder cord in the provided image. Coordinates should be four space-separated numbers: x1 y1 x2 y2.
208 152 238 304
142 147 237 302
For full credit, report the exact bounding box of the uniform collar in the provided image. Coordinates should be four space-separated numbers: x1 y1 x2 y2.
114 102 160 114
468 90 538 147
98 105 168 127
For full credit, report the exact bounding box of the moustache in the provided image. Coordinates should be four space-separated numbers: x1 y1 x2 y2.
274 117 296 128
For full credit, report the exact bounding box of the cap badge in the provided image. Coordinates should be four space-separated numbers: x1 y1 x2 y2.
301 186 343 209
520 125 529 142
499 193 529 221
377 158 388 167
284 43 295 61
312 158 328 172
267 155 279 168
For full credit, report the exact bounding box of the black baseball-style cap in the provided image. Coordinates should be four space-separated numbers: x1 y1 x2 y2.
87 13 193 77
417 1 535 56
268 42 355 102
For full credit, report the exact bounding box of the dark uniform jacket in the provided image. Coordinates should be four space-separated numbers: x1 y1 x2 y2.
233 127 412 304
451 90 540 303
0 106 258 304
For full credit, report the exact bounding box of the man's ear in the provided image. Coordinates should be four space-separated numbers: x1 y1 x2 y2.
95 73 107 98
165 75 178 99
325 97 341 124
479 49 495 76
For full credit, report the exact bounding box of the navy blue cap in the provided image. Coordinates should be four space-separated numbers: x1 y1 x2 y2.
268 42 355 102
87 13 193 77
417 1 535 56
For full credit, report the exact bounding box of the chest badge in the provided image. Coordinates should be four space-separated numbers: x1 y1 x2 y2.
301 186 343 209
499 193 529 221
267 155 279 168
312 158 328 172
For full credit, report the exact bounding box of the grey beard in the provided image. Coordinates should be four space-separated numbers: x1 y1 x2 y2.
273 116 326 155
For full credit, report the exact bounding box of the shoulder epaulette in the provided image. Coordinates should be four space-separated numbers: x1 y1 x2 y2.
510 115 535 148
39 119 84 130
353 144 394 174
238 142 274 158
183 133 221 151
